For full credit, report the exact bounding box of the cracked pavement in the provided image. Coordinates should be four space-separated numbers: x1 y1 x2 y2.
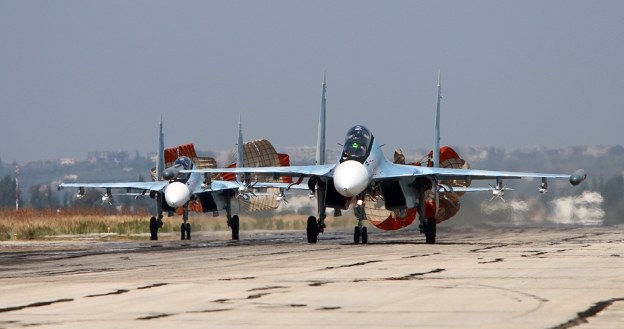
0 226 623 328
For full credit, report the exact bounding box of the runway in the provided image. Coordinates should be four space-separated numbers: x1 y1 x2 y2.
1 226 623 328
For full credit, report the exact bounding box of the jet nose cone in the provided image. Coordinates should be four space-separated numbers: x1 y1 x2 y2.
333 160 369 197
164 182 191 208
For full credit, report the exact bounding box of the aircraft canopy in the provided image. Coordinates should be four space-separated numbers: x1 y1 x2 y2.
341 125 373 162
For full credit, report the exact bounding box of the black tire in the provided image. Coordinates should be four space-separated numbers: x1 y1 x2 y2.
149 216 158 241
306 216 319 243
361 226 368 244
180 223 186 240
424 218 436 244
186 223 191 240
231 215 240 240
353 226 361 244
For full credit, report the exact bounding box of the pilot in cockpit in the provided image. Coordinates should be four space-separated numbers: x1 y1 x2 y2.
174 156 193 170
348 140 367 157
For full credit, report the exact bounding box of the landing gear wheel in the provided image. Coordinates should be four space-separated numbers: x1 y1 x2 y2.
361 226 368 244
149 216 158 241
306 216 319 243
231 215 240 240
353 226 361 244
424 218 436 244
181 223 191 240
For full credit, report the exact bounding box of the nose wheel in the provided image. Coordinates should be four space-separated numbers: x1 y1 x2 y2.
353 201 368 244
180 222 191 240
353 226 368 244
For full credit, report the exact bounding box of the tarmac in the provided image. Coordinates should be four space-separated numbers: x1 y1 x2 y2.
0 225 623 329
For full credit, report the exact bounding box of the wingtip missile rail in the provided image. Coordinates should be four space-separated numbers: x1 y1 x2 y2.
569 169 587 186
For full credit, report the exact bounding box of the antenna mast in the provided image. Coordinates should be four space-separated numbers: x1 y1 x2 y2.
15 165 19 211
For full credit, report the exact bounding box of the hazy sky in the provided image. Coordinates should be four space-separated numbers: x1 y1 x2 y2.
1 1 623 164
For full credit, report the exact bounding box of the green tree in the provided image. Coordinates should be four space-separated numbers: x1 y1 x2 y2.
73 189 103 209
29 183 58 210
0 175 19 209
600 175 624 225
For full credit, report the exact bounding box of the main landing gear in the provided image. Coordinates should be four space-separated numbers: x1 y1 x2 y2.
225 196 240 241
149 216 162 241
149 193 165 241
306 216 326 244
420 218 436 244
228 215 240 240
416 183 436 245
306 216 319 243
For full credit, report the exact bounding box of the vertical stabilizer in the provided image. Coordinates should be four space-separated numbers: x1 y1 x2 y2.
156 115 165 181
433 71 442 168
316 72 327 165
236 114 244 182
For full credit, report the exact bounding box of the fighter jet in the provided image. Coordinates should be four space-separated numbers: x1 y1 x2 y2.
183 73 587 244
58 116 283 241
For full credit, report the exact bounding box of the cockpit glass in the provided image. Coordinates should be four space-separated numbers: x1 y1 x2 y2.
174 157 193 170
341 125 372 161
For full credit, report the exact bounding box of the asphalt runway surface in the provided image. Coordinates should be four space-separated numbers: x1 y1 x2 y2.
1 225 623 329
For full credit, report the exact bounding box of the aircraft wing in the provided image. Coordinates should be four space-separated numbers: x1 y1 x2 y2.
59 180 301 194
184 163 585 187
203 180 310 194
377 164 585 185
182 164 335 177
58 181 169 192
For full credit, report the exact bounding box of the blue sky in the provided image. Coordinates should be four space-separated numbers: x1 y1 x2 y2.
1 1 623 163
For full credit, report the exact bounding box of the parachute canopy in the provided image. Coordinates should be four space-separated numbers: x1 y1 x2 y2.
366 146 471 231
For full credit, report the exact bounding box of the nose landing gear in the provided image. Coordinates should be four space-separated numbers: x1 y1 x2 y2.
180 206 191 240
353 200 368 244
354 226 368 244
181 222 191 240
